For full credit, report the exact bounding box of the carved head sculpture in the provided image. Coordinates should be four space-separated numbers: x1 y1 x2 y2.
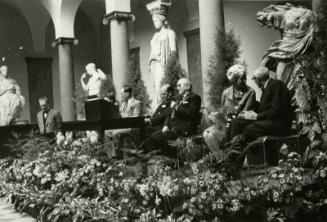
147 0 171 29
0 65 8 78
152 14 168 29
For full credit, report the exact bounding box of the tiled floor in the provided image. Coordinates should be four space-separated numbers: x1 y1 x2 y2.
0 199 35 222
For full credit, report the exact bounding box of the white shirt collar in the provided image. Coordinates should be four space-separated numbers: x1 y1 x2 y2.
264 78 271 89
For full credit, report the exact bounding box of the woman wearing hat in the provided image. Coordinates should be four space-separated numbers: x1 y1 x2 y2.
221 64 256 113
203 64 256 157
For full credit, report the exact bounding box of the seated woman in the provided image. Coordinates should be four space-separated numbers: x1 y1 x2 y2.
203 64 256 156
0 65 25 126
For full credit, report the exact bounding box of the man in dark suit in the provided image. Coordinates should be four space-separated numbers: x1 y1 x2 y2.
146 78 201 156
37 97 62 136
238 66 293 140
146 84 174 132
222 66 293 176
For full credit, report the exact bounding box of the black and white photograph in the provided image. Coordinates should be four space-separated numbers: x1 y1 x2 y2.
0 0 326 221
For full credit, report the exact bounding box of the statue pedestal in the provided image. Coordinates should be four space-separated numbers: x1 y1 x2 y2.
85 98 120 121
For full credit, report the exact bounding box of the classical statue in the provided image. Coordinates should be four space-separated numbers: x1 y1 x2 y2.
257 3 316 89
80 63 107 98
147 0 177 105
0 65 25 126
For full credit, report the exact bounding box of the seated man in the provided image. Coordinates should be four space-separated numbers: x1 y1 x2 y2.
119 85 142 118
203 64 256 154
146 78 201 157
222 66 293 175
107 85 142 153
145 84 174 132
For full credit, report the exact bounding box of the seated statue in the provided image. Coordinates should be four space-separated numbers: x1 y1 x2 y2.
80 63 107 98
203 64 256 156
0 65 25 126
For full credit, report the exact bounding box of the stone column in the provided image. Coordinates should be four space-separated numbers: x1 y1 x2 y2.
54 37 76 121
103 12 134 100
313 0 327 14
199 0 225 107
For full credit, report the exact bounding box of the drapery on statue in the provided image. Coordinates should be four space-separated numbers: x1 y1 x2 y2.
147 0 177 106
80 63 107 98
0 65 25 126
257 3 316 89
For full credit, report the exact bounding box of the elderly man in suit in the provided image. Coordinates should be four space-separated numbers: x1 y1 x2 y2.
146 84 174 132
37 97 62 136
146 78 201 156
222 66 293 176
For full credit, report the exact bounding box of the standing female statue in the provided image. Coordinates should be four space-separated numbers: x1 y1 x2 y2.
0 65 25 125
147 0 177 106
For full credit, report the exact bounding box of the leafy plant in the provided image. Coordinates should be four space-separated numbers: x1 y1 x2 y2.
208 29 242 109
161 54 187 95
128 49 151 114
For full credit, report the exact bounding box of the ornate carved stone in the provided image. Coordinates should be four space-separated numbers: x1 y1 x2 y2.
102 11 135 25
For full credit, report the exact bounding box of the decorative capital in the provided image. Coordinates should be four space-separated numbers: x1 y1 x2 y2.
51 37 79 47
103 11 135 25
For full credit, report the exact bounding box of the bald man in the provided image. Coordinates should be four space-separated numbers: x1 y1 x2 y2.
238 66 293 140
146 84 174 131
146 78 201 156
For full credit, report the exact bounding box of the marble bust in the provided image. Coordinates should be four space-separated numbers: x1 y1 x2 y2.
80 63 107 98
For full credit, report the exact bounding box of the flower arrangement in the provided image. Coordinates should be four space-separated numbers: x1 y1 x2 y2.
1 136 327 222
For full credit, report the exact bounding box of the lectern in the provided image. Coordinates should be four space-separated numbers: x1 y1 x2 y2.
84 97 120 121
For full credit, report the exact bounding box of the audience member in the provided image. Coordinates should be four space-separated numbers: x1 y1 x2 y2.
203 64 256 154
146 78 201 156
222 66 293 176
221 64 256 112
145 84 174 132
106 86 142 155
37 97 62 137
119 85 142 118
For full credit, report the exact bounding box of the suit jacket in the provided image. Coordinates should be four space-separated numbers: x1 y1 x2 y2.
165 92 201 134
257 79 292 126
120 97 142 118
37 109 62 134
150 100 172 128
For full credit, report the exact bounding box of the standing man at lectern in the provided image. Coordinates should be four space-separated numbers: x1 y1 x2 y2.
81 63 107 98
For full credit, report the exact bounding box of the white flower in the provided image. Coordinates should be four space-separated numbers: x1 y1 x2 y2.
56 132 65 146
87 131 99 144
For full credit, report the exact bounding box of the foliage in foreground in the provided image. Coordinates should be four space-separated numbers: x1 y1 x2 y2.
1 135 327 222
